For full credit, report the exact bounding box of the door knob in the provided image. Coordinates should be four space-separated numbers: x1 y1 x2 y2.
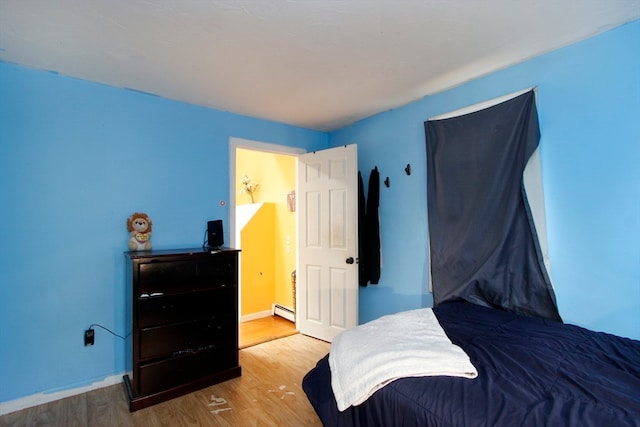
346 257 354 264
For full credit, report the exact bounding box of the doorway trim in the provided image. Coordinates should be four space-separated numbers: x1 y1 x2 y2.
228 137 306 248
229 137 306 324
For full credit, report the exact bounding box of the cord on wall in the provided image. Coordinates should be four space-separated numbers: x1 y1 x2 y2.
88 323 129 339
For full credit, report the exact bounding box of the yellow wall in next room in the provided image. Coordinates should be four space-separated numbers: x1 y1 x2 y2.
240 203 275 315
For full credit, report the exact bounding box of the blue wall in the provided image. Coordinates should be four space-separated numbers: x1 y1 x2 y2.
0 64 327 403
330 20 640 339
1 19 639 405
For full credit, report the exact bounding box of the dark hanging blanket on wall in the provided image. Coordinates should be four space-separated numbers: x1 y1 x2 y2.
424 91 561 321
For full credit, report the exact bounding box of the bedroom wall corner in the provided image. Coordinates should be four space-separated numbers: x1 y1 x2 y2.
329 20 640 340
0 59 329 408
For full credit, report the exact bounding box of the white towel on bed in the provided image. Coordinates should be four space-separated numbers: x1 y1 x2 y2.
329 308 478 411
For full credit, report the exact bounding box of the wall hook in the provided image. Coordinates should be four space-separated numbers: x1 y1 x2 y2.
405 164 411 175
384 177 390 188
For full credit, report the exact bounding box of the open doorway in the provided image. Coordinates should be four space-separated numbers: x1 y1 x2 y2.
229 138 305 347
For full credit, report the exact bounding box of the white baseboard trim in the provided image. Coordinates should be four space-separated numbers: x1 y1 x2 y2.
272 303 295 322
240 309 272 323
0 373 125 416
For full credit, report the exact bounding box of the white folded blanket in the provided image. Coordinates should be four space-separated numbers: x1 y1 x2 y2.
329 308 478 411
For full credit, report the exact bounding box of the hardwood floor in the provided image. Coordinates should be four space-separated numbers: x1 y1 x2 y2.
0 333 330 427
239 315 298 349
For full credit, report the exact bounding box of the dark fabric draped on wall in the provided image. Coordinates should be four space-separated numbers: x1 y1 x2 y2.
425 91 561 321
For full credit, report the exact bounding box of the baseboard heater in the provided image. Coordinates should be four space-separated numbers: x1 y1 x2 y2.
272 303 295 322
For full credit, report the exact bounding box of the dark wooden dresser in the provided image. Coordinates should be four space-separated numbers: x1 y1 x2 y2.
123 247 241 411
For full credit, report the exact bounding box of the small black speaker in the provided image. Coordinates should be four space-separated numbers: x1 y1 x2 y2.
207 220 224 248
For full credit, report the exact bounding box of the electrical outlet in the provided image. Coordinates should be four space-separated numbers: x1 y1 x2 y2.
84 329 94 346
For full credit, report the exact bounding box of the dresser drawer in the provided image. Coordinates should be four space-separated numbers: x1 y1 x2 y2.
137 254 237 294
139 315 237 359
138 345 238 396
138 287 236 328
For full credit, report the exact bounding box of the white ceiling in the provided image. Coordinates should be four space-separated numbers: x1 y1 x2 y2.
1 1 639 131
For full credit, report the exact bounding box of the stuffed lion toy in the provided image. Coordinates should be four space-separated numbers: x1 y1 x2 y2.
127 212 152 251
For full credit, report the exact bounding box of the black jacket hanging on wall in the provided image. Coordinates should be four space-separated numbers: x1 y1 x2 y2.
366 167 381 284
357 167 382 286
358 171 368 286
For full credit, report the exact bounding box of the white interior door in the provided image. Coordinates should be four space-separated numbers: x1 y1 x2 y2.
297 144 358 342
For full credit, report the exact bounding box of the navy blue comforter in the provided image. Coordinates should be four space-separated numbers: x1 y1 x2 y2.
302 302 640 426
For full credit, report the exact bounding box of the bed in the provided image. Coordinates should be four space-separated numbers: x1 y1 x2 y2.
302 301 640 426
